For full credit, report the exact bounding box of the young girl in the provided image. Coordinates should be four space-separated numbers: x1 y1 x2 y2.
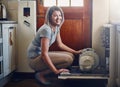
27 6 81 85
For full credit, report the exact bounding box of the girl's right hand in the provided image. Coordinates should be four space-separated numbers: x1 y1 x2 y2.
55 68 69 74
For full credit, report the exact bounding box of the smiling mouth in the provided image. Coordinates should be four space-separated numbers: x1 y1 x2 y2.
56 20 62 23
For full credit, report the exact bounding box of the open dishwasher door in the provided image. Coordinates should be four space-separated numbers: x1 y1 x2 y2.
58 48 109 87
58 48 109 80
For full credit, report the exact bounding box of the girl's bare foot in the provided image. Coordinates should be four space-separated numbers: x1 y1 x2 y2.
35 72 51 85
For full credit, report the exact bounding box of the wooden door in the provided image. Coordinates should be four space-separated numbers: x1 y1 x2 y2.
36 0 92 51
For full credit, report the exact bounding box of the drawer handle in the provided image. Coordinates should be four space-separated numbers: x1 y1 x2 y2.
9 32 13 46
9 27 14 29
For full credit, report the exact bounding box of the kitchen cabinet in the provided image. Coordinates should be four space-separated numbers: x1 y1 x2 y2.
17 1 36 72
0 28 3 79
0 21 17 78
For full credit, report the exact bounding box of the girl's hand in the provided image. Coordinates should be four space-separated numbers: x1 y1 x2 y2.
74 49 82 54
55 68 69 74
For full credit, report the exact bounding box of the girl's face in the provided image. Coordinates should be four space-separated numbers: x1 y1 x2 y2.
51 11 62 26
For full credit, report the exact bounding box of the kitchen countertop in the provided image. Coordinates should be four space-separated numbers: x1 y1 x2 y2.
0 20 17 24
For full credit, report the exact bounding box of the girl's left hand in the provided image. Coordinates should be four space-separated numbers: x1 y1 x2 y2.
75 49 82 54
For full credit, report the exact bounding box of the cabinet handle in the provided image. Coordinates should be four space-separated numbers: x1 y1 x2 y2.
9 27 14 29
9 32 13 46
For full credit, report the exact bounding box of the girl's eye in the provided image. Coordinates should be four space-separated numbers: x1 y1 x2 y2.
52 15 57 17
58 15 61 17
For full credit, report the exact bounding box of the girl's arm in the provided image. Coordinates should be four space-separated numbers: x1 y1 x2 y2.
41 37 68 74
56 32 82 54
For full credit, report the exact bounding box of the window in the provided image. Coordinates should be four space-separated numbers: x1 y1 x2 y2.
44 0 84 7
58 0 69 7
71 0 83 6
44 0 56 7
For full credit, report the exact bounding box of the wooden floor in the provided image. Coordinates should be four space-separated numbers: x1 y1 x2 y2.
3 73 108 87
4 77 107 87
4 78 66 87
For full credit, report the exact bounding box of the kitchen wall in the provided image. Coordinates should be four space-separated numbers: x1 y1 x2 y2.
109 0 120 23
92 0 109 61
0 0 18 21
92 0 120 55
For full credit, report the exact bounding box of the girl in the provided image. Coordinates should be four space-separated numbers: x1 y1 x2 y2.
27 6 81 85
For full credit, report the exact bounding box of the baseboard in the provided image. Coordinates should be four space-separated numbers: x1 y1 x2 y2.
13 72 35 79
12 72 57 80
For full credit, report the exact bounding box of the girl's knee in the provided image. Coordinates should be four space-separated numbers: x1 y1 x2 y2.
64 55 74 65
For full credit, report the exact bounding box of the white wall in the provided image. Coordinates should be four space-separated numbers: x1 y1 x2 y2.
0 0 18 21
92 0 109 61
109 0 120 23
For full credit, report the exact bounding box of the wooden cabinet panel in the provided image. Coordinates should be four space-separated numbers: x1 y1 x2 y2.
61 20 83 50
37 18 44 29
49 19 83 51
